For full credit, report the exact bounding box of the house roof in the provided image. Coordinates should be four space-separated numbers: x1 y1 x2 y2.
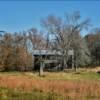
33 50 62 56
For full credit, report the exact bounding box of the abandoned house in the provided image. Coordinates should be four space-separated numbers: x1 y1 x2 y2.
33 49 74 71
33 50 62 70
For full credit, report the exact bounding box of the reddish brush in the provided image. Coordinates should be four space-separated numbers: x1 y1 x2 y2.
0 75 100 98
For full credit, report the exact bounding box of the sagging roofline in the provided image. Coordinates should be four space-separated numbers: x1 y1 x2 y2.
33 50 62 56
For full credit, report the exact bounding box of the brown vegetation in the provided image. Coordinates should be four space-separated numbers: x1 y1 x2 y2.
0 74 100 99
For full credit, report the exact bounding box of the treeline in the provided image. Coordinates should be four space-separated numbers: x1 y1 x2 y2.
85 28 100 66
0 29 47 71
0 11 100 71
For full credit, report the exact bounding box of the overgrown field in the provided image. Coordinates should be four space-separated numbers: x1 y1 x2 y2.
0 69 100 100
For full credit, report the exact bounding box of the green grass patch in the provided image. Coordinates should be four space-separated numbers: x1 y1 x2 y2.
34 71 100 81
0 71 100 81
0 87 66 100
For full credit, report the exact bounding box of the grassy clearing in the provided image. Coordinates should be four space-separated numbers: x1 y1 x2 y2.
0 69 100 99
1 70 100 81
39 71 100 81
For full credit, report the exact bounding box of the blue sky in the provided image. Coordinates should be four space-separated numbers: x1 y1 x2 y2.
0 1 100 36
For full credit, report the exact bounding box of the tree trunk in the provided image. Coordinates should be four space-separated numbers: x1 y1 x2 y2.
72 55 74 70
39 61 44 76
75 64 77 72
75 59 78 72
62 50 67 69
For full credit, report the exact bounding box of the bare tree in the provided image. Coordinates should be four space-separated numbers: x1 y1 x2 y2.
41 11 91 70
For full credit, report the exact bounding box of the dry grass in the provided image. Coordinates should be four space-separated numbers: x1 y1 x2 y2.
86 66 100 72
0 71 100 99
